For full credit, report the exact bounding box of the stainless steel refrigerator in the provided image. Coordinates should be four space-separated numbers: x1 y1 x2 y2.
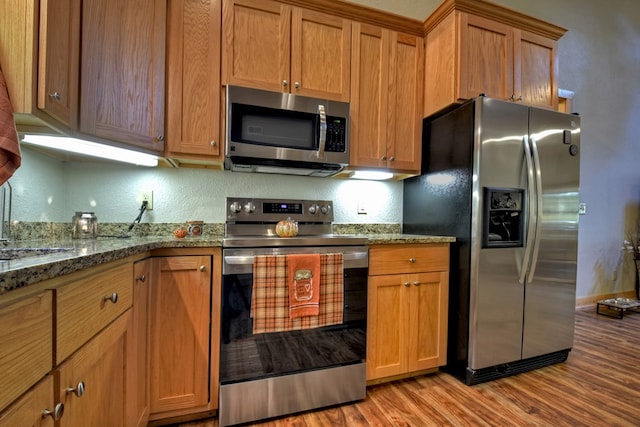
403 97 580 385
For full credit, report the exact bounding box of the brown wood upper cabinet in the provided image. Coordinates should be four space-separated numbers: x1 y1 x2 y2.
165 0 223 163
37 0 80 129
222 0 351 102
350 23 423 173
423 0 566 117
80 0 166 153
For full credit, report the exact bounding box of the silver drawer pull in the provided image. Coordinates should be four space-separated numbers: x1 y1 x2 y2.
403 282 410 287
413 281 420 286
42 403 64 420
135 274 146 282
66 381 85 397
103 293 118 304
409 257 416 263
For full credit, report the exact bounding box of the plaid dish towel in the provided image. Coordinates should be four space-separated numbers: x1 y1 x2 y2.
251 253 344 334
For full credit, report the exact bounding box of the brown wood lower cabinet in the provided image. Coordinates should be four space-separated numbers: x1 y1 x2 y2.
56 311 132 427
148 249 221 421
367 244 449 382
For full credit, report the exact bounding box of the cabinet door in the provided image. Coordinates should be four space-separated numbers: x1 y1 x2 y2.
458 12 514 102
58 311 131 427
0 375 56 427
350 23 387 169
0 292 52 413
128 260 152 427
149 256 212 415
166 0 223 160
409 272 449 372
222 0 291 92
80 0 166 152
515 29 558 110
366 274 408 380
386 31 422 172
37 0 80 128
291 8 351 101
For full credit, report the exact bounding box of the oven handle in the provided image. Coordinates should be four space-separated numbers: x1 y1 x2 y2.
224 251 368 266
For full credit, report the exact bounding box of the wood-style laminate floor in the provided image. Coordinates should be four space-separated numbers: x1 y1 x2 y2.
176 306 640 426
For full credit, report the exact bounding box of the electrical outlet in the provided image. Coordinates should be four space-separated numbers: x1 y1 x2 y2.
357 201 367 215
136 190 153 210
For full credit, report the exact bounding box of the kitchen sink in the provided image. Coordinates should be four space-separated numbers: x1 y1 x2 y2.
0 247 75 260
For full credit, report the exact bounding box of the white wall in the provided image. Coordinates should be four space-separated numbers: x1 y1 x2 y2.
10 147 403 225
10 0 640 300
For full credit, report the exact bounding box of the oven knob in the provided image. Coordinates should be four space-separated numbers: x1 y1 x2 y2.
244 202 256 213
320 204 331 215
230 202 242 213
308 204 319 214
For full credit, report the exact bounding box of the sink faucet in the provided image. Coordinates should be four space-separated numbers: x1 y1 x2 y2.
1 181 12 243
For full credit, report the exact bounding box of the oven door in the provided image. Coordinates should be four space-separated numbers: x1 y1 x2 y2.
220 246 368 385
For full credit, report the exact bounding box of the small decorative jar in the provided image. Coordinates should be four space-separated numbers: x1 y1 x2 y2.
187 220 204 236
72 212 98 239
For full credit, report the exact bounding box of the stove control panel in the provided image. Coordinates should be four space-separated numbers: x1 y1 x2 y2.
227 197 333 223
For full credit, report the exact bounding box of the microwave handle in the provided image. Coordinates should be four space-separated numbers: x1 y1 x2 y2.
316 104 327 159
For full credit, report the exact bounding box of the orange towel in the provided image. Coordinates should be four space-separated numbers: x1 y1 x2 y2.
0 66 21 185
251 253 344 334
287 253 321 319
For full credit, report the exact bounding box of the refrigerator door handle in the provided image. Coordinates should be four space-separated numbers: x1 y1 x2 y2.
527 135 544 283
520 135 537 284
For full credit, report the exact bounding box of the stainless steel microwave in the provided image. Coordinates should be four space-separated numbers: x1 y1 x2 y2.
224 86 350 177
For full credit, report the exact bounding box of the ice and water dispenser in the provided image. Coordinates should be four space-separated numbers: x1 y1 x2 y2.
483 188 524 248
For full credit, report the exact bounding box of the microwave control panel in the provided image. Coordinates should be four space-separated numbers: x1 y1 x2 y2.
325 116 346 152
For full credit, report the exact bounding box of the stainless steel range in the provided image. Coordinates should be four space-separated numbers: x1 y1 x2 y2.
220 198 369 426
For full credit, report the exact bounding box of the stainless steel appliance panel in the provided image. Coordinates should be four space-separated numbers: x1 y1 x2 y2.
522 108 580 359
471 98 530 370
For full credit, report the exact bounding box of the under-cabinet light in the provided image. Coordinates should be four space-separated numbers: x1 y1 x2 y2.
21 135 159 167
350 170 394 180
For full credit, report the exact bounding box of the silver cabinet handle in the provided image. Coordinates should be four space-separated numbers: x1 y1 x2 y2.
210 140 217 147
42 403 64 420
154 135 164 143
413 281 420 286
381 156 387 161
409 257 416 263
282 80 288 87
135 274 146 282
199 265 207 272
403 282 410 287
389 156 395 162
48 91 61 101
103 293 118 304
294 81 300 89
66 381 85 397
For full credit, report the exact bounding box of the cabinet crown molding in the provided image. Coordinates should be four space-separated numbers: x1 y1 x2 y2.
278 0 424 35
423 0 567 40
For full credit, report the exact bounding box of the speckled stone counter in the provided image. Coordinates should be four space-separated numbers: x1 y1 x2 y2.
0 235 223 295
0 230 454 296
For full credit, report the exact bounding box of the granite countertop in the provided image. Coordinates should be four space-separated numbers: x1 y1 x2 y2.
0 233 454 296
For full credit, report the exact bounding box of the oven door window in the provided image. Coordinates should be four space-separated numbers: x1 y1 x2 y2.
230 103 318 150
220 268 367 385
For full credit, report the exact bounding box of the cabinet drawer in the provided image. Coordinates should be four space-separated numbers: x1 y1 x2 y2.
56 263 133 363
369 244 449 276
0 293 53 413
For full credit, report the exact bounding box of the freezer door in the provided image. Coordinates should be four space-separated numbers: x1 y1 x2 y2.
522 109 580 359
470 99 530 370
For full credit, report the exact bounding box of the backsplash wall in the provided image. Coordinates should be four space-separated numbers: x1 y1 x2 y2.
8 147 403 227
